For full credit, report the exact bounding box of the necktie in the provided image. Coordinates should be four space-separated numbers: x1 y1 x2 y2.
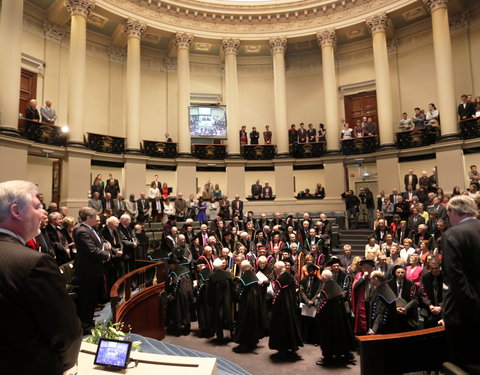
397 282 403 297
433 277 439 305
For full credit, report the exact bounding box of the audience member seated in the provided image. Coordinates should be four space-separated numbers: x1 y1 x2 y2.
297 188 313 199
399 112 413 131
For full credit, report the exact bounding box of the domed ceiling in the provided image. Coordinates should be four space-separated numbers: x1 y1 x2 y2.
27 0 470 56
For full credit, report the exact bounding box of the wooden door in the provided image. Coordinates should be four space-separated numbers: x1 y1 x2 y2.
19 69 37 129
51 160 62 206
344 91 378 134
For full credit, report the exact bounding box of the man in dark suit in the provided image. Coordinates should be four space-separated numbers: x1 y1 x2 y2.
113 193 127 218
101 216 124 284
232 195 243 219
164 132 173 142
151 194 164 222
297 122 307 143
288 124 297 144
419 257 444 328
239 125 248 145
25 98 40 120
137 192 150 223
270 212 284 229
457 94 476 120
428 196 447 220
407 207 425 234
377 190 387 211
45 211 71 265
0 180 82 375
151 175 161 189
402 184 418 203
389 188 401 205
102 192 116 213
306 123 316 143
251 179 262 199
250 127 260 145
374 219 390 243
394 195 410 221
388 265 418 332
74 207 112 333
118 214 138 274
443 195 480 372
404 169 418 190
262 181 273 199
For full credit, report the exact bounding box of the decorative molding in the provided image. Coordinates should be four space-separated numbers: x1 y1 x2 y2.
43 21 65 43
100 0 402 38
269 37 287 54
422 0 449 14
124 18 146 39
164 57 177 72
366 13 389 34
108 46 126 63
338 79 376 95
64 0 95 18
450 11 469 34
221 38 240 55
316 29 336 48
175 32 194 50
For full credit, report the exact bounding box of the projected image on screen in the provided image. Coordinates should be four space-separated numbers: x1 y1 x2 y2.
189 106 227 138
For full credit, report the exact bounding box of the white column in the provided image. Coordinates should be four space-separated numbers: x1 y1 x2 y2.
269 37 289 156
0 0 23 134
124 19 146 152
423 0 457 138
222 38 241 157
64 0 95 146
317 30 340 152
175 33 193 156
366 13 394 147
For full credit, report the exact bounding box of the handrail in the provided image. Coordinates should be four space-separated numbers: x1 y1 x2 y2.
356 325 445 342
110 260 165 323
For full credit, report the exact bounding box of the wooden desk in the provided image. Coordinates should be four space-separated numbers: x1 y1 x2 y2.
356 326 447 375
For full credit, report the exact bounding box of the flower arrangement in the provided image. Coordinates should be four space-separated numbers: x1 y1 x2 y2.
84 320 142 351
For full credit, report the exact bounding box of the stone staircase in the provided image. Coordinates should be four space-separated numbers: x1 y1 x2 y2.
338 229 375 257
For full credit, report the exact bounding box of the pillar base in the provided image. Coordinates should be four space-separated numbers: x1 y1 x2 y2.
177 152 192 158
227 153 242 159
0 127 21 137
325 149 341 155
439 133 460 142
276 152 291 158
378 143 396 150
67 140 86 148
125 148 142 155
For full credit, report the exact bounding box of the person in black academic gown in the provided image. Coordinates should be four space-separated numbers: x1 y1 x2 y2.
207 258 233 343
232 260 266 353
314 269 355 366
166 256 195 336
388 265 419 332
269 261 303 358
194 258 213 338
299 264 321 344
368 270 398 334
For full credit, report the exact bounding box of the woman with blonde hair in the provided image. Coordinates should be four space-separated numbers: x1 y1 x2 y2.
406 253 423 285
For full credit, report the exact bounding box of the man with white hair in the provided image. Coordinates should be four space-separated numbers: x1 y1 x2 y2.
269 261 303 358
314 269 355 366
25 98 40 120
207 258 233 343
174 192 187 222
100 216 124 283
443 195 480 372
232 260 265 353
0 180 82 374
40 99 57 124
45 211 70 266
118 214 137 273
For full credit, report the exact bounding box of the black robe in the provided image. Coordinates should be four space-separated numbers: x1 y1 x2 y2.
269 272 303 352
166 265 194 333
195 268 212 335
207 269 233 333
369 283 397 334
233 270 266 348
299 275 321 343
315 280 355 358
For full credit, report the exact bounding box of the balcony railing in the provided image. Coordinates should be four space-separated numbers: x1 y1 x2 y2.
241 144 276 160
86 132 125 154
396 128 438 149
19 119 68 146
289 141 326 158
341 135 378 155
143 140 177 158
459 118 480 139
192 144 227 159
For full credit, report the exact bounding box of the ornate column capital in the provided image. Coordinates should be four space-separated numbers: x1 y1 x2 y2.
175 32 194 50
366 13 389 35
44 21 65 43
124 19 146 39
269 37 287 55
108 46 126 63
221 38 240 55
64 0 95 18
316 29 336 48
423 0 449 13
164 57 177 72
